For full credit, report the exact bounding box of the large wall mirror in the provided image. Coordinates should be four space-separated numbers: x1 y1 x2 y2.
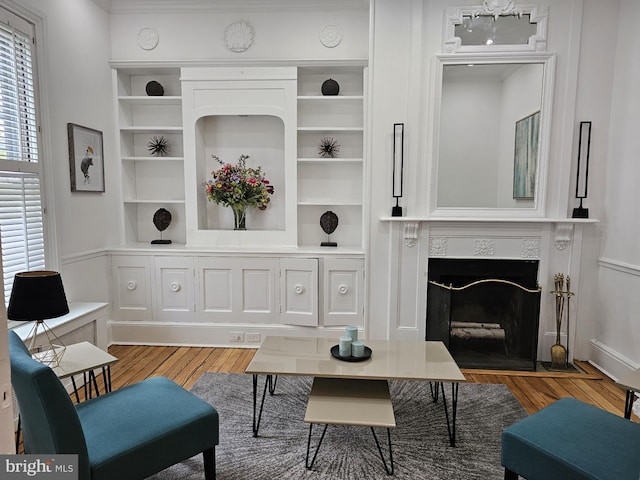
429 53 555 217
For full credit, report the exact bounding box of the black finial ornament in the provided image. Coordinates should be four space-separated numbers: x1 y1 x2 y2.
320 210 338 247
151 208 172 244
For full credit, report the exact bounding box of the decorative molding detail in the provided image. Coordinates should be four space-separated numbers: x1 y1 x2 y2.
473 239 495 256
320 24 343 48
108 0 369 14
598 257 640 278
478 0 521 19
403 223 419 248
138 27 159 50
522 238 540 258
429 237 447 257
554 223 574 250
224 21 254 53
443 3 548 53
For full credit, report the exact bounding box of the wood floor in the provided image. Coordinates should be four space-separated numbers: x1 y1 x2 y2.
104 344 635 420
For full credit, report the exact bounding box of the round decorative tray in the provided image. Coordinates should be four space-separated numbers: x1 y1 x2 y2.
330 344 372 362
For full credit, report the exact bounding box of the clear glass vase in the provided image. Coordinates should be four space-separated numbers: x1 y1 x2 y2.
231 205 247 230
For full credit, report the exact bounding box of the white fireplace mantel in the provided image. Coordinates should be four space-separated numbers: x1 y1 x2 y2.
379 216 599 224
380 217 598 251
379 215 597 362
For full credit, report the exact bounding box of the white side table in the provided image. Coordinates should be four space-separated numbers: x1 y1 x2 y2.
17 342 118 451
34 341 118 402
616 368 640 420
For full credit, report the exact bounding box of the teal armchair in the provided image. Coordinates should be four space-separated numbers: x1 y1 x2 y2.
9 331 218 480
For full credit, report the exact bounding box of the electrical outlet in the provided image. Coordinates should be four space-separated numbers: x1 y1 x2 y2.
246 333 261 342
229 332 244 342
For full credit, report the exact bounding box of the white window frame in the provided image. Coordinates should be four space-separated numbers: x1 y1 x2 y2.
0 5 50 305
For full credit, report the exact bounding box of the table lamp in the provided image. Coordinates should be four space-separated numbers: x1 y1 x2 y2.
7 270 70 367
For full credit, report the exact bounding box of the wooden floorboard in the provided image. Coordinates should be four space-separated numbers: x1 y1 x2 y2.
102 345 636 420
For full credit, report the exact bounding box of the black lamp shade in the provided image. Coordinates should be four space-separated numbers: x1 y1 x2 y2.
7 271 69 321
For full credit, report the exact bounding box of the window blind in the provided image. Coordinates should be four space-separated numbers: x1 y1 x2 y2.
0 10 44 304
0 174 44 301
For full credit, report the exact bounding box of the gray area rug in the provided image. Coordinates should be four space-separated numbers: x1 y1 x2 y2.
149 373 527 479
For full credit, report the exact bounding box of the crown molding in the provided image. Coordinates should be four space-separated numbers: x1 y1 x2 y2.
104 0 369 14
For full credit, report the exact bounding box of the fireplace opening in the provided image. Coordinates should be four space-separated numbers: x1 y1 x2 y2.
426 259 541 371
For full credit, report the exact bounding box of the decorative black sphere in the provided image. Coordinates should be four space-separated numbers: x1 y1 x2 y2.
146 80 164 96
321 78 339 96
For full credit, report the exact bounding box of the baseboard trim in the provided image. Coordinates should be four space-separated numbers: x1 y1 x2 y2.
108 320 351 348
589 338 639 381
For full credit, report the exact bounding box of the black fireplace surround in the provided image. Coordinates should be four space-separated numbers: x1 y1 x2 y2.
426 258 541 371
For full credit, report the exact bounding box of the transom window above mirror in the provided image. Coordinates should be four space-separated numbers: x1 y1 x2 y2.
444 1 548 53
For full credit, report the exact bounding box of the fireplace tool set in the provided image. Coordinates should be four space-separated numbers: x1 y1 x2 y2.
550 273 574 369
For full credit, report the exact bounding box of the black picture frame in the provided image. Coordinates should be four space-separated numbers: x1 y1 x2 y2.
68 123 105 192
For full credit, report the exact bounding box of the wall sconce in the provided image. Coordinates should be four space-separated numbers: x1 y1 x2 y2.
572 121 591 218
392 123 404 217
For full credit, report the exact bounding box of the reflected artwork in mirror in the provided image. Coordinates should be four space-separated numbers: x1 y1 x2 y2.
513 111 540 199
431 54 554 216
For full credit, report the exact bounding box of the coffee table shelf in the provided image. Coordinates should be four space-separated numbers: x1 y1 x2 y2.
304 377 395 474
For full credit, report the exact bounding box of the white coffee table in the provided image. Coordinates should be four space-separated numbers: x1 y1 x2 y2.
245 336 466 447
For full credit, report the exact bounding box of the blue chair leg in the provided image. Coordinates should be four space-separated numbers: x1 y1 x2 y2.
204 447 216 480
505 468 518 480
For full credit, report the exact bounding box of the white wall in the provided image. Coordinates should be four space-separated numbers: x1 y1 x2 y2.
497 63 542 208
0 0 113 448
366 0 419 340
109 6 369 62
11 0 114 304
590 0 640 377
438 79 501 207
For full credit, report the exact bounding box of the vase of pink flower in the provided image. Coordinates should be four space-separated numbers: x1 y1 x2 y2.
204 154 274 230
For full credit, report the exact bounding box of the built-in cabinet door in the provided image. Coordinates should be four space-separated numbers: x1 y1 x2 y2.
280 258 318 326
323 258 364 326
198 257 279 323
198 257 233 316
154 256 196 321
111 255 153 321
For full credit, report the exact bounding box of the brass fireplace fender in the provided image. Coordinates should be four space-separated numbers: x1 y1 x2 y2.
428 278 542 293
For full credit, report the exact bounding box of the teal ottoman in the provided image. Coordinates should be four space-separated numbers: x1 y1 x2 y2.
501 397 640 480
